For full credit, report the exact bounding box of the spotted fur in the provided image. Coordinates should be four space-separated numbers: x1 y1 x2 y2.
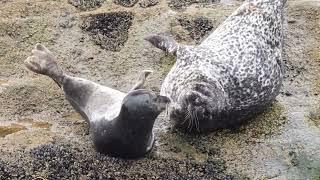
147 0 286 133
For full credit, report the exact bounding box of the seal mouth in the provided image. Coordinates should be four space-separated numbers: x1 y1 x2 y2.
169 84 217 132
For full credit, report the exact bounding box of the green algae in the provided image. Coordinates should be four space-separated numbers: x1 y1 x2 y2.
158 130 208 162
159 54 176 75
235 103 287 139
158 103 286 165
0 78 69 118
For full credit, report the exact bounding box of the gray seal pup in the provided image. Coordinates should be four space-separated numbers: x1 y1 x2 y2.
24 44 170 158
145 0 286 133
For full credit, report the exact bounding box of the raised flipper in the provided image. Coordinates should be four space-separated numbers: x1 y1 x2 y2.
144 35 180 55
24 44 125 122
25 44 64 87
130 70 153 91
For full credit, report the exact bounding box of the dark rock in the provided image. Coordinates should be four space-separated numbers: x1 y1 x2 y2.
0 160 11 179
81 12 134 51
139 0 159 8
168 0 218 10
68 0 105 11
114 0 138 7
284 91 293 96
176 16 214 43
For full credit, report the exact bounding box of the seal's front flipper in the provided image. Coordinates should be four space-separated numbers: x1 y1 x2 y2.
144 35 179 55
130 70 153 91
24 44 64 87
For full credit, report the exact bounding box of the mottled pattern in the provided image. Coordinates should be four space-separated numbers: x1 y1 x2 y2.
160 0 286 132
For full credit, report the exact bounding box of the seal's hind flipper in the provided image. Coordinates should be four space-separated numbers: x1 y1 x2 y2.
25 43 64 87
144 35 179 55
130 70 153 91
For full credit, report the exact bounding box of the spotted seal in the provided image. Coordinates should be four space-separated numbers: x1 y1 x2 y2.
145 0 286 133
24 44 170 158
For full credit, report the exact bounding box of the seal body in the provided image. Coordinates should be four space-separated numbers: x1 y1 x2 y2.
25 44 170 158
146 0 286 133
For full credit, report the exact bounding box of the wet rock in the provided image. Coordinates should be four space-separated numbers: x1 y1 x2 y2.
59 15 77 29
30 144 77 179
308 108 320 127
24 142 235 179
172 16 214 44
0 160 30 179
81 12 134 51
114 0 138 7
68 0 105 11
168 0 218 10
139 0 159 8
288 151 299 166
0 160 11 179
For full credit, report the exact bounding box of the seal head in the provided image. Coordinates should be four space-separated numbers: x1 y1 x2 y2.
91 89 170 158
166 72 227 133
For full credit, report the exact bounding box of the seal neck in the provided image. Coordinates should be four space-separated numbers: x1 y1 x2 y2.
116 106 157 136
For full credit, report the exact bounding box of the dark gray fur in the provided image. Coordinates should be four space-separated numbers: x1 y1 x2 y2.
25 44 170 158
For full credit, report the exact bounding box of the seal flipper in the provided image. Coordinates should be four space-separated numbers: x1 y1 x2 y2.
130 70 153 91
144 35 180 55
25 44 64 87
25 44 126 122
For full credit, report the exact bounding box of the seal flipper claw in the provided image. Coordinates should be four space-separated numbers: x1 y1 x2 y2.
130 70 153 91
24 44 64 87
144 35 179 55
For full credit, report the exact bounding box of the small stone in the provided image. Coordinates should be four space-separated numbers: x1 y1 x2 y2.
284 91 292 96
288 19 297 23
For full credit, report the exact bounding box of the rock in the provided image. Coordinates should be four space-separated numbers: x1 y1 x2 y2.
81 12 134 51
68 0 105 11
139 0 159 8
114 0 138 7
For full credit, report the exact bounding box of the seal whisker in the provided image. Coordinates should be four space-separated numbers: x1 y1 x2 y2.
189 109 196 132
187 110 193 131
164 103 169 120
195 111 200 132
181 108 190 125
